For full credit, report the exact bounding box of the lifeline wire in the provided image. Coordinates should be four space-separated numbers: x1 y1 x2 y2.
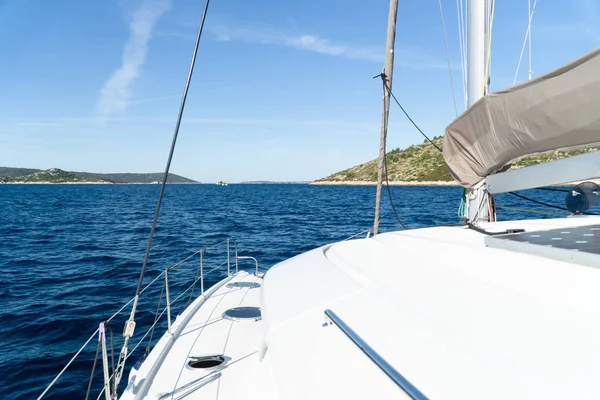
114 0 212 392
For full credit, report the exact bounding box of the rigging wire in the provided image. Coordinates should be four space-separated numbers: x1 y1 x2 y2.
508 191 598 215
376 74 409 229
374 74 451 229
85 335 102 400
144 281 165 355
528 0 533 79
534 187 570 193
457 0 468 109
113 0 212 392
483 0 496 92
437 0 459 117
378 76 442 153
186 249 205 307
495 204 568 217
378 78 588 221
383 152 408 229
513 0 539 84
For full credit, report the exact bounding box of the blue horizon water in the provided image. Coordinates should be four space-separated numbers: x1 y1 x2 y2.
0 184 571 399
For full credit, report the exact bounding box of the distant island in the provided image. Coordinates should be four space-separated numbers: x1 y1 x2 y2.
0 167 197 184
313 136 600 186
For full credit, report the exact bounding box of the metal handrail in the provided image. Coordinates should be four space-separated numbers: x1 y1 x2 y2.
323 309 429 400
39 238 239 399
237 255 259 276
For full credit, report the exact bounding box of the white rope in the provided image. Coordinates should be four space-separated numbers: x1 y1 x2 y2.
438 0 459 117
513 0 539 84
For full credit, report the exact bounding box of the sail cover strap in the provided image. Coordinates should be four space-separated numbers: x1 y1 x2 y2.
443 46 600 187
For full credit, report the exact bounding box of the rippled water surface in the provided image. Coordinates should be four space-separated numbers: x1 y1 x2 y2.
0 184 569 399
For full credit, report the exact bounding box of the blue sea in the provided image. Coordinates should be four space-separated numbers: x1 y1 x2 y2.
0 184 571 399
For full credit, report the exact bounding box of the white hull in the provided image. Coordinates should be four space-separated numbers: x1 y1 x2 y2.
121 216 600 399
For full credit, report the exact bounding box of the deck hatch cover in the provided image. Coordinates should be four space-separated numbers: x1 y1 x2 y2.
485 223 600 268
188 355 226 369
223 306 262 322
226 281 261 289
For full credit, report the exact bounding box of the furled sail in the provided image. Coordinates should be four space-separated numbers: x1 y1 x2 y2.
443 46 600 187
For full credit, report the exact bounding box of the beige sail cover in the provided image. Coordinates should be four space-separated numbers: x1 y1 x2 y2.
443 46 600 187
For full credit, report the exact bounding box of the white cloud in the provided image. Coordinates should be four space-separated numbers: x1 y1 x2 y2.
96 0 172 116
209 25 447 69
211 25 379 61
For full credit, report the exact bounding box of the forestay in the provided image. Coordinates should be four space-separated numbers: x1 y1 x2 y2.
443 46 600 187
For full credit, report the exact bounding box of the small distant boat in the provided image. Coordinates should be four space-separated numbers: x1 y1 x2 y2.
216 180 228 186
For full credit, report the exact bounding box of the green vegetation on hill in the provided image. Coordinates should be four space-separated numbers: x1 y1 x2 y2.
74 172 196 183
0 167 196 183
315 136 600 183
0 167 41 177
1 168 112 183
316 136 451 183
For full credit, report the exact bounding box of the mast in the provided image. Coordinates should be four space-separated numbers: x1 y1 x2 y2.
466 0 492 223
528 0 532 80
373 0 399 235
467 0 486 108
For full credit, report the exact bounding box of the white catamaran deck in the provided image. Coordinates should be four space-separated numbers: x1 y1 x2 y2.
124 216 600 400
121 271 273 400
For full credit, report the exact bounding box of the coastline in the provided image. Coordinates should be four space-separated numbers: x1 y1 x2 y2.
1 182 204 185
310 180 459 187
1 181 113 184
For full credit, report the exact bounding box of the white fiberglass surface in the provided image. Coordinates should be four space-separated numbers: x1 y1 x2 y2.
125 217 600 400
121 271 270 400
321 218 600 399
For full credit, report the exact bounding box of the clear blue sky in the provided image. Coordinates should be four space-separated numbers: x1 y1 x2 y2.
0 0 598 182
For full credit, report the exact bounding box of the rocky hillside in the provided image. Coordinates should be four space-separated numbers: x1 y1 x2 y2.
0 166 196 183
316 137 451 183
315 137 600 183
1 168 112 183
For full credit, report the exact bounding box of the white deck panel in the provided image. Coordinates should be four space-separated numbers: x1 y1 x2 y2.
125 216 600 399
122 271 267 400
262 216 600 400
